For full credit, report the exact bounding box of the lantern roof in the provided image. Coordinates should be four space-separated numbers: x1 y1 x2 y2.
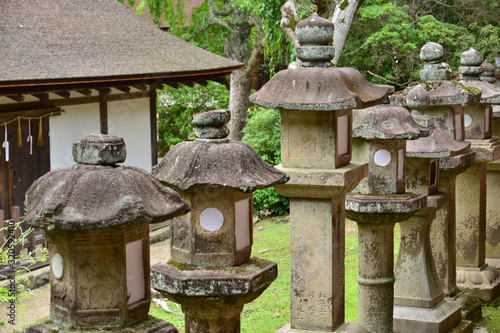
390 81 481 108
250 67 394 111
153 110 289 192
352 105 431 140
406 127 470 158
25 134 189 230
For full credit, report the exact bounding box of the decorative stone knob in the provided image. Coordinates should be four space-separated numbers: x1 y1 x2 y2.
461 48 483 66
420 42 444 63
419 42 450 81
295 13 335 67
459 48 484 79
406 85 430 110
193 109 231 139
73 134 126 166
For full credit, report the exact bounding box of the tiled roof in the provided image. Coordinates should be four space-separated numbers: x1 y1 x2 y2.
0 0 240 88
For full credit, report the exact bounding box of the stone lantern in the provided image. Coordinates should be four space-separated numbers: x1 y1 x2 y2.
456 47 500 302
151 110 289 332
467 55 500 270
23 134 190 332
390 88 473 332
389 42 480 320
250 13 393 333
344 105 429 333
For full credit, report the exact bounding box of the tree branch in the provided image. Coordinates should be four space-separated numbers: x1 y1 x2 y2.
280 0 301 49
209 0 233 17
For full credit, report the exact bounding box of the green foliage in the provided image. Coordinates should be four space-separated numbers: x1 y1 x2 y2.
157 82 229 151
242 107 289 215
242 107 281 165
340 0 500 88
0 221 48 326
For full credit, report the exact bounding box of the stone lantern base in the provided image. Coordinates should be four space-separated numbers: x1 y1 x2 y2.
277 322 367 333
151 258 277 333
393 302 471 333
24 316 178 333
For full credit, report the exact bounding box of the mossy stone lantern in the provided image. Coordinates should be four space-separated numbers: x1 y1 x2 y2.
152 110 289 267
485 62 500 269
151 110 288 333
389 43 480 319
345 105 429 333
251 12 393 333
23 134 189 333
389 87 473 332
455 47 500 303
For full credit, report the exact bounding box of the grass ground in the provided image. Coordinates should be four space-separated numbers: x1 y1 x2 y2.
150 216 500 332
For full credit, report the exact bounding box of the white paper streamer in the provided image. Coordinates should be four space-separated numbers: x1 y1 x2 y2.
27 119 33 155
2 123 9 162
49 129 54 151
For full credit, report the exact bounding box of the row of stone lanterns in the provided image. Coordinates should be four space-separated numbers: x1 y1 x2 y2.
21 13 500 333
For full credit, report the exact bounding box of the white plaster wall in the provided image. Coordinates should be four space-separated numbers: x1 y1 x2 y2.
108 98 152 171
49 98 152 172
50 103 100 170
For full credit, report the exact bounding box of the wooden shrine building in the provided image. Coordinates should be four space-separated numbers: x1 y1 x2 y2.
0 0 241 219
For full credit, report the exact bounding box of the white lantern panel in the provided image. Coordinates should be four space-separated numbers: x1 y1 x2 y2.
200 208 224 231
464 114 472 128
126 240 145 306
51 253 64 279
374 149 392 167
337 115 349 156
235 199 251 251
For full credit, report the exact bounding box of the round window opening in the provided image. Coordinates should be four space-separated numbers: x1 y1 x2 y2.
464 114 472 128
200 208 224 231
374 149 392 167
52 253 64 279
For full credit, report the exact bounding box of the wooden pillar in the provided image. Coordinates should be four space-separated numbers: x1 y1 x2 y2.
149 84 159 167
99 90 109 134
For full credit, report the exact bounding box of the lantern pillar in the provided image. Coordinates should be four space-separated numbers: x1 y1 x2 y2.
251 13 394 333
345 105 430 333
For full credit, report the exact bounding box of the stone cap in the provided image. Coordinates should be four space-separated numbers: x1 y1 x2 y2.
26 135 190 230
352 105 431 140
406 127 470 158
250 67 394 111
73 134 126 165
192 110 231 139
153 111 289 192
419 42 451 81
459 48 484 80
295 13 335 67
420 42 444 63
390 81 481 107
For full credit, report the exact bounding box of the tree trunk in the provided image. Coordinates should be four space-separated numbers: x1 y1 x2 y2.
228 69 252 141
223 10 254 141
